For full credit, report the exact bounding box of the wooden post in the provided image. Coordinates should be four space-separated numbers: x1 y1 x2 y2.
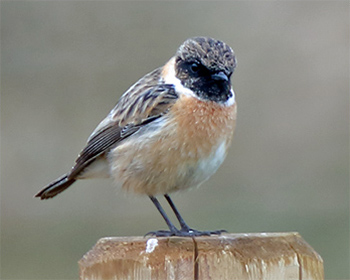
79 232 324 280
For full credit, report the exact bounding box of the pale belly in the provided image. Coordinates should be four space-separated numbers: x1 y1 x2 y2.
110 141 228 195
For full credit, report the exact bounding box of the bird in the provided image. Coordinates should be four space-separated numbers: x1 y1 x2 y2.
35 36 237 237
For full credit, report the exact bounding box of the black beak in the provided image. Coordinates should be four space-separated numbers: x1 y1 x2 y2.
211 71 229 82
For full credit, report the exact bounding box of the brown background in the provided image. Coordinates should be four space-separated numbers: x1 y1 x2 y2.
1 1 349 279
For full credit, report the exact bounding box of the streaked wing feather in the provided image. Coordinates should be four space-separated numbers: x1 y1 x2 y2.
68 125 122 179
115 85 178 126
68 83 178 179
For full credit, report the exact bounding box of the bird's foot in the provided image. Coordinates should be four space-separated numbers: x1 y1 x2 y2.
145 228 227 237
144 230 178 237
178 227 227 237
186 228 227 236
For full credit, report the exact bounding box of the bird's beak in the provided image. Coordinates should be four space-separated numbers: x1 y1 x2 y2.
211 71 229 82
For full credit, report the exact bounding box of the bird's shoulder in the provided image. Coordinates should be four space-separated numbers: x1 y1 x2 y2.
67 67 179 179
90 67 178 139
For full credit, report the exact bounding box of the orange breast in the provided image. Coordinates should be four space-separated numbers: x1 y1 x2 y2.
170 94 237 157
110 95 237 195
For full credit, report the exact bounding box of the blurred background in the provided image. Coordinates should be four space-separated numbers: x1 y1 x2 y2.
1 2 349 279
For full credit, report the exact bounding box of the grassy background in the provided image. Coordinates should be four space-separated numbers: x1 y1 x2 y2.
1 1 349 279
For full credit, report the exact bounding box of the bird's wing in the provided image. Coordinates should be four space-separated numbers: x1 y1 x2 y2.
68 81 178 179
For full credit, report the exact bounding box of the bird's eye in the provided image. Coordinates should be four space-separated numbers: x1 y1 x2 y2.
190 62 200 73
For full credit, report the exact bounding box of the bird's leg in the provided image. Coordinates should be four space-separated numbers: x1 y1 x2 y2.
146 195 226 237
164 194 227 236
145 196 179 237
164 194 191 232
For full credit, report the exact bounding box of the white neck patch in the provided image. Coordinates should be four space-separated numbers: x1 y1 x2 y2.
163 58 197 98
224 89 236 107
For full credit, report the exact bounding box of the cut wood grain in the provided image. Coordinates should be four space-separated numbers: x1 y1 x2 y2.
79 232 324 280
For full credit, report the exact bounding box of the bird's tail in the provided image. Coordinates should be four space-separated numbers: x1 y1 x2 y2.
35 174 76 200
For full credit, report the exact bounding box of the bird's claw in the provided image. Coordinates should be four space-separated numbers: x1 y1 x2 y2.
145 228 227 237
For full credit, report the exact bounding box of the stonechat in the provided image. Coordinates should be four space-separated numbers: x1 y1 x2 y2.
35 37 237 237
